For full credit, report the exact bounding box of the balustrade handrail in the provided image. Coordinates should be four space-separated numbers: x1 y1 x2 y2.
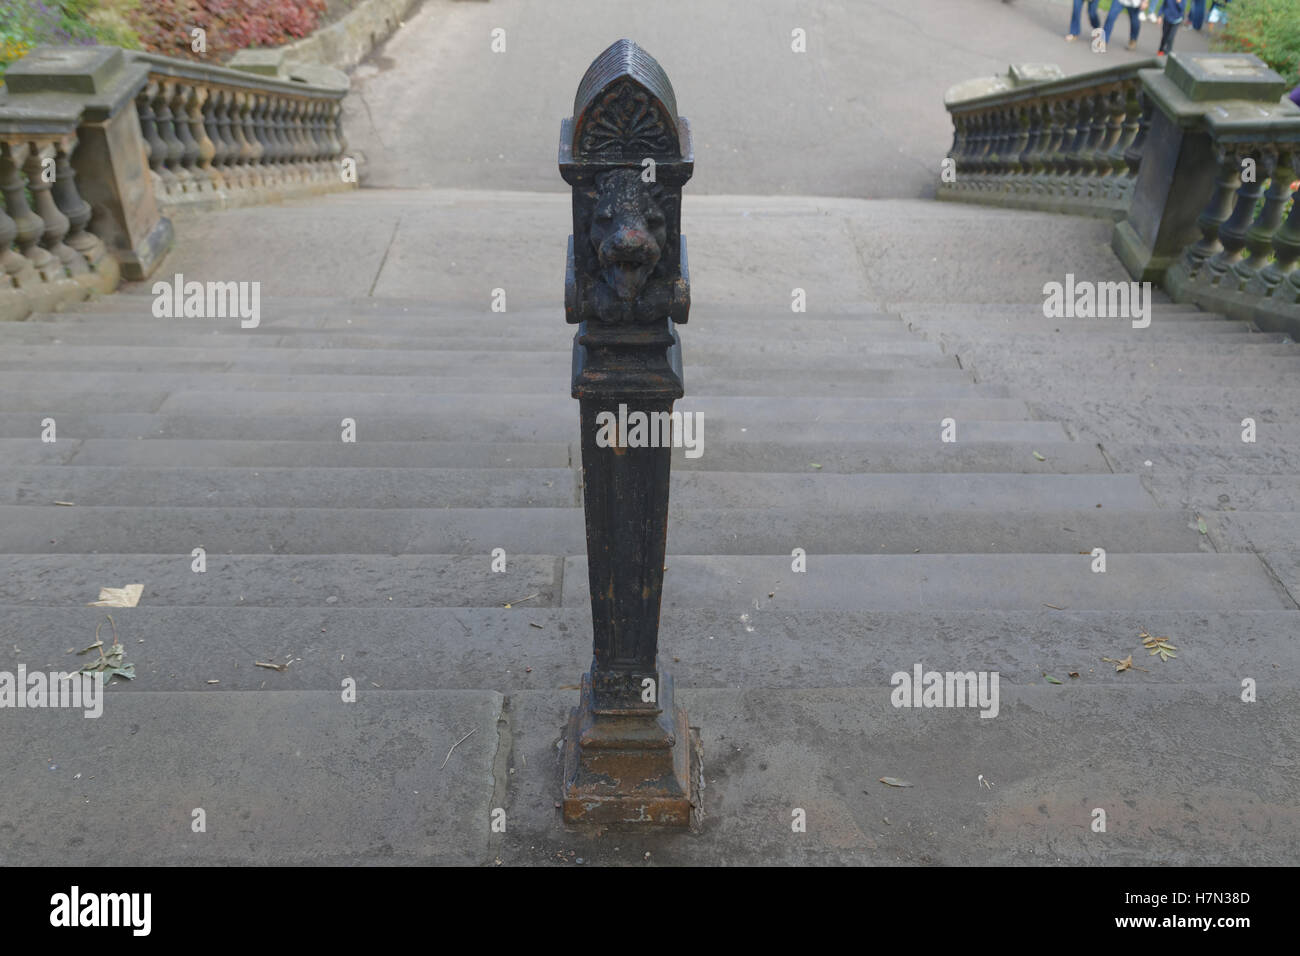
945 58 1162 114
128 50 348 99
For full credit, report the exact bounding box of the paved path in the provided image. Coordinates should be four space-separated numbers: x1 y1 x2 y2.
345 0 1211 197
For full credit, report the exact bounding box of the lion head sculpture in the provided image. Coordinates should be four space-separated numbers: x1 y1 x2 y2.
589 168 668 303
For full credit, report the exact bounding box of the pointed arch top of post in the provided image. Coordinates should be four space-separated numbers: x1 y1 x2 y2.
570 39 682 161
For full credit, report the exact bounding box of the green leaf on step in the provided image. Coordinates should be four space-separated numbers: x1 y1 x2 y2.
1045 675 1064 684
1032 451 1046 461
809 463 822 470
879 777 913 788
1197 517 1208 534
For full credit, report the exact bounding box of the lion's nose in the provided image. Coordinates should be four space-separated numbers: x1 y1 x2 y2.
609 224 655 261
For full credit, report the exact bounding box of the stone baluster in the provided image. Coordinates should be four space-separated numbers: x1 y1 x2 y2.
170 82 203 191
204 86 233 189
153 80 190 193
1102 82 1141 199
1089 87 1125 193
0 142 63 283
1228 148 1292 289
1181 151 1245 277
0 152 41 298
1025 103 1052 193
23 140 87 279
331 97 347 162
228 91 257 187
1250 149 1300 301
137 81 176 194
218 89 248 188
1046 99 1072 194
238 92 265 185
50 137 118 293
286 98 310 180
1204 150 1265 282
251 94 275 182
186 84 219 191
1062 95 1090 186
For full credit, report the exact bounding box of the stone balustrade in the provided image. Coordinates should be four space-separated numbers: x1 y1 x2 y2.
941 60 1158 219
1162 106 1300 333
946 53 1300 337
0 44 354 322
132 53 350 212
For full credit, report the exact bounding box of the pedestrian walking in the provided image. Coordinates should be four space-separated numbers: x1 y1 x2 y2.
1188 0 1206 29
1157 0 1186 56
1066 0 1103 41
1104 0 1146 50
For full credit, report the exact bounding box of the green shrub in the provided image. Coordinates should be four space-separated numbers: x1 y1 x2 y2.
1 1 141 78
1213 0 1300 85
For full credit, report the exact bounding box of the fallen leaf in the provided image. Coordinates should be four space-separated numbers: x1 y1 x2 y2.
809 463 822 470
1032 451 1046 461
78 616 134 682
879 777 913 788
88 584 143 608
529 622 543 629
1196 516 1208 535
53 501 75 506
1068 672 1080 679
254 661 284 671
1045 675 1064 684
1140 628 1178 662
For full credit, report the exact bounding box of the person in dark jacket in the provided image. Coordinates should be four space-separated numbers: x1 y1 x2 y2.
1157 0 1186 56
1188 0 1206 29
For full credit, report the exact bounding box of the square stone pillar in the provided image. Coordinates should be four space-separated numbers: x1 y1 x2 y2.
1113 53 1289 282
3 46 172 280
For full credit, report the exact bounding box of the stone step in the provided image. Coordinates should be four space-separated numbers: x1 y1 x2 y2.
1144 474 1300 512
0 438 570 469
1203 512 1300 553
0 465 577 509
0 553 563 607
563 553 1294 610
2 550 1283 612
501 685 1295 865
1 325 961 360
0 466 1154 511
0 506 1204 555
1103 442 1300 475
152 392 1034 422
898 302 1215 317
2 437 1107 473
0 412 1068 442
3 606 1295 691
905 315 1276 335
0 369 1004 401
0 688 504 866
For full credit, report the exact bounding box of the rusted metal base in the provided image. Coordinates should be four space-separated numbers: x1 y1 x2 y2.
562 670 696 827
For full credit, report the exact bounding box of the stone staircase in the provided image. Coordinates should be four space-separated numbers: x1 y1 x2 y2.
2 195 1298 865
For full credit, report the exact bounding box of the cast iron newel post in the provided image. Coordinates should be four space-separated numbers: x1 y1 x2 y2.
559 39 696 826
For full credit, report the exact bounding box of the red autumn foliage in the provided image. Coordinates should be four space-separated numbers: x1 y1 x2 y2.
130 0 327 62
